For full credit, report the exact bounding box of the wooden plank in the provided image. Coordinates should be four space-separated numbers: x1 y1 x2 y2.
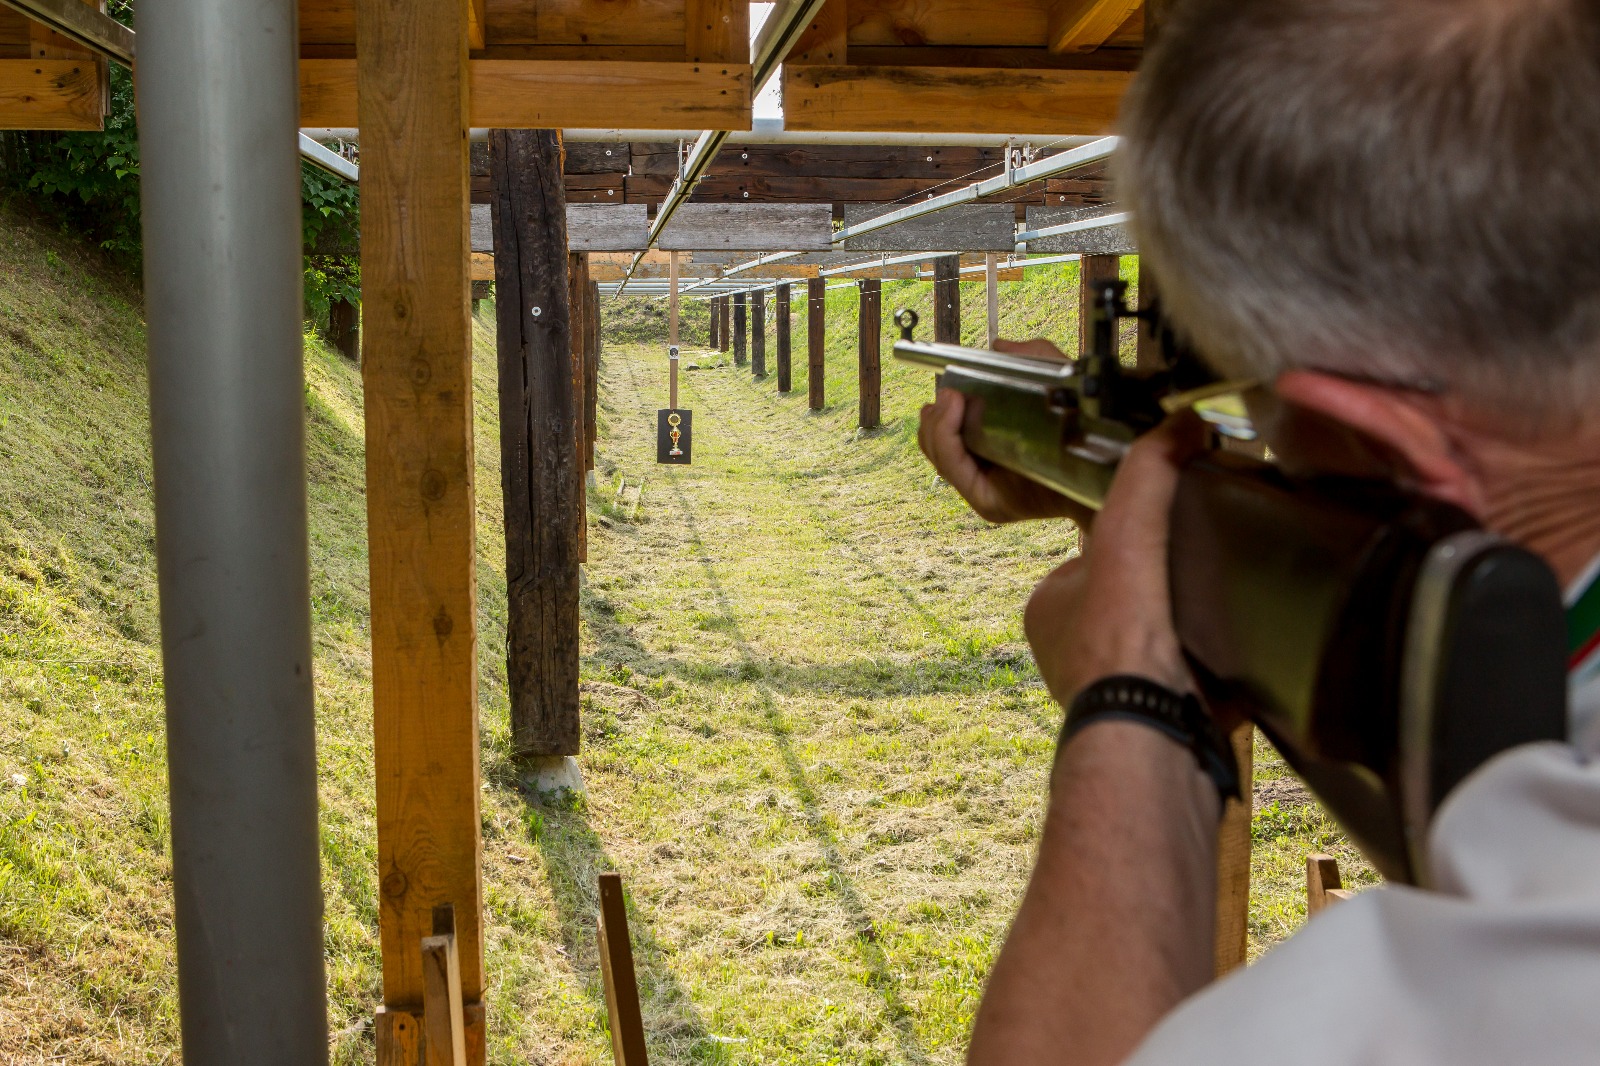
597 873 650 1066
788 0 848 64
467 0 486 51
631 141 1003 180
376 1008 422 1066
492 0 684 47
1078 253 1120 357
732 290 747 366
751 288 766 378
783 65 1131 135
1023 205 1135 254
847 0 1050 47
491 128 582 758
847 44 1139 70
775 283 793 393
858 278 881 429
0 10 32 58
471 253 495 282
839 203 1015 253
357 0 482 1027
1214 724 1253 978
1306 853 1354 916
0 57 103 130
933 255 961 344
1048 0 1143 53
656 203 833 252
472 203 649 253
300 59 752 131
421 907 467 1066
685 0 745 63
807 277 826 409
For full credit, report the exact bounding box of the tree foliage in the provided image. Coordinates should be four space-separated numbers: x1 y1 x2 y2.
0 15 362 323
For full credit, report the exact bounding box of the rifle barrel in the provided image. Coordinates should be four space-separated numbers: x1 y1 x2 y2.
893 339 1077 389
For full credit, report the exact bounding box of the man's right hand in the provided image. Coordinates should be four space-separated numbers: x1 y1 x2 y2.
917 338 1090 524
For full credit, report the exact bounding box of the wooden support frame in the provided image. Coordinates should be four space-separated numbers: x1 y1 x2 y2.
751 288 766 378
933 255 961 345
422 906 468 1066
1214 725 1253 977
492 128 583 759
300 58 753 130
0 56 106 129
356 0 484 1054
732 290 747 367
597 873 649 1066
1078 253 1121 357
775 283 792 393
807 277 826 410
1048 0 1144 54
857 278 881 430
1307 853 1354 916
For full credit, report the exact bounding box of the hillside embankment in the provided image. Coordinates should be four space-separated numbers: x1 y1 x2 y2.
0 201 1371 1064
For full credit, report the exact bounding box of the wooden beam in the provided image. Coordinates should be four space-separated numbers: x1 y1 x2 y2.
685 0 745 63
656 203 833 252
732 290 747 366
1214 725 1253 977
933 255 961 345
596 873 649 1066
857 278 880 430
839 203 1016 253
300 58 752 130
0 57 103 129
491 128 582 758
1078 253 1120 357
775 282 793 393
751 288 766 378
783 65 1131 135
357 0 483 1049
1048 0 1143 54
471 252 495 282
787 0 847 65
1023 205 1136 255
807 277 826 410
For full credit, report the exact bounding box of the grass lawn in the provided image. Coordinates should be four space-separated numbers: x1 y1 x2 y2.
0 200 1375 1064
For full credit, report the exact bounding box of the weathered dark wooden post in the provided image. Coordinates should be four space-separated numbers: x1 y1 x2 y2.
857 278 881 430
709 294 721 349
933 255 961 345
807 277 826 410
329 297 360 361
1080 254 1122 358
569 253 589 565
490 128 581 759
775 282 792 392
751 289 766 377
733 291 747 366
587 278 599 474
719 293 731 353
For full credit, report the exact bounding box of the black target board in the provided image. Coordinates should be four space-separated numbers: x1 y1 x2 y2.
656 409 692 464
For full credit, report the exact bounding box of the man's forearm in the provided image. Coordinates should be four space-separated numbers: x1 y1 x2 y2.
968 722 1221 1066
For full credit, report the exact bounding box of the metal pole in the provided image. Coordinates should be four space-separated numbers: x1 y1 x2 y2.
669 251 680 409
137 0 328 1059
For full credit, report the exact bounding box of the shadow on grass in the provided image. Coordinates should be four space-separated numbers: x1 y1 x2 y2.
506 785 729 1065
658 473 935 1066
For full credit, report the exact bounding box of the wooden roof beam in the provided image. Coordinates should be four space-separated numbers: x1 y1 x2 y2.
1047 0 1144 55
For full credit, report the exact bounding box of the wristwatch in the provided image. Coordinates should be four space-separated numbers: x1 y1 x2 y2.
1055 674 1242 807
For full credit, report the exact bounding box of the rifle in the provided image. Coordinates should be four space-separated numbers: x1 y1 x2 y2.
893 281 1568 885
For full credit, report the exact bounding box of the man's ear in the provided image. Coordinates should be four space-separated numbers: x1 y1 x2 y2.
1271 369 1487 517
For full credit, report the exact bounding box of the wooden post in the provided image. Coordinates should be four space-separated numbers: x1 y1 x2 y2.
1307 853 1354 915
329 297 361 362
597 873 649 1066
569 252 590 566
933 254 961 345
357 0 484 1052
708 294 720 349
857 278 881 430
1213 725 1253 977
586 278 599 473
985 252 1000 346
775 283 792 392
732 291 747 366
807 277 826 410
469 279 491 317
751 288 766 377
421 906 467 1066
1079 254 1122 358
490 129 582 759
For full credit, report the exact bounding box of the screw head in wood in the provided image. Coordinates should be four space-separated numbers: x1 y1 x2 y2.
531 306 542 317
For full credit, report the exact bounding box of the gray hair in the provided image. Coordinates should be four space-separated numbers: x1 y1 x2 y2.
1116 0 1600 422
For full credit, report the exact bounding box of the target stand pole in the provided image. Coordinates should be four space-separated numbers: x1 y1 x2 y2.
658 251 691 465
669 251 680 410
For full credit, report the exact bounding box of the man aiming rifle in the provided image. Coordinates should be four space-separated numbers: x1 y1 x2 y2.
916 0 1600 1062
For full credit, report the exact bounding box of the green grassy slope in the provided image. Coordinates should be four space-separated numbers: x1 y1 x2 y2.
0 200 1372 1065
